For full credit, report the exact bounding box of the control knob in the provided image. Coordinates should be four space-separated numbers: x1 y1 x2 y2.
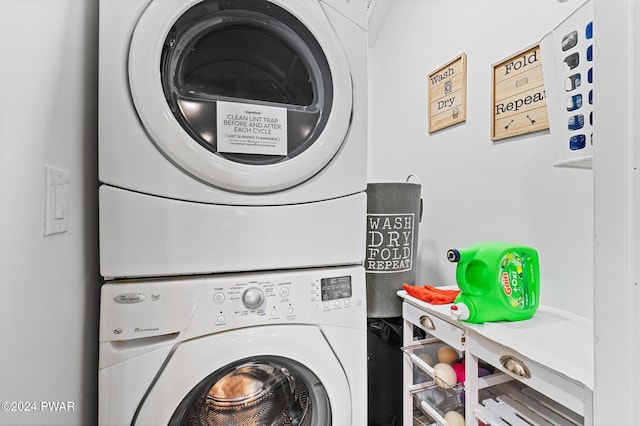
242 287 265 310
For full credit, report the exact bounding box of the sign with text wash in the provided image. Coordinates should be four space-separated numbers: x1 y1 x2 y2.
366 213 414 273
428 53 467 133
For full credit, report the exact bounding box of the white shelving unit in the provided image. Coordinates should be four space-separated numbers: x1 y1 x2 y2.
399 290 593 426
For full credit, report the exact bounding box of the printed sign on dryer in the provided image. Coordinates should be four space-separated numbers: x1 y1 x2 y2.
217 101 288 156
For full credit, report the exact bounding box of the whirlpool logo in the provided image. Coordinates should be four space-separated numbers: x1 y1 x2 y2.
135 327 159 333
113 293 146 304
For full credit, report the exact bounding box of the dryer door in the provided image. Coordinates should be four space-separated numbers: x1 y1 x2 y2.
133 326 352 424
129 0 352 194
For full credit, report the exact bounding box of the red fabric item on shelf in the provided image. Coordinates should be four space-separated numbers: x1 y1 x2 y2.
402 284 460 304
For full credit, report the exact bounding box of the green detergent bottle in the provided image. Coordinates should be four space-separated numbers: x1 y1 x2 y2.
447 242 540 323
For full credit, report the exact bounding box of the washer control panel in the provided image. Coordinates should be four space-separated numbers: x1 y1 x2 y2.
100 265 366 341
209 273 355 320
195 266 365 334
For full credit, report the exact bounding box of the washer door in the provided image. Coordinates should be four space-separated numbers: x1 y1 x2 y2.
170 356 330 425
133 326 352 424
129 0 352 194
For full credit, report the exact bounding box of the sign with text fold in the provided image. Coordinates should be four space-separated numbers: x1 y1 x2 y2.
492 44 549 140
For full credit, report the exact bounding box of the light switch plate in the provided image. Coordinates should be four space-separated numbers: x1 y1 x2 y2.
44 165 70 236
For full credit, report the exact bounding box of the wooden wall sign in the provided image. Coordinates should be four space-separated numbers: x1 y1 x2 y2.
428 53 467 133
492 44 549 140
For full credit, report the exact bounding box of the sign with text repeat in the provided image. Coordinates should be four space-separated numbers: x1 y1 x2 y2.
492 44 549 140
428 53 467 133
366 213 414 273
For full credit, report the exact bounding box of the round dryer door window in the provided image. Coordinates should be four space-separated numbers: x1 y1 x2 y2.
169 357 330 425
129 0 353 193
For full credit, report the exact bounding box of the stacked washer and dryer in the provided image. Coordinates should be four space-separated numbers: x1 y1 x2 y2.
97 0 368 424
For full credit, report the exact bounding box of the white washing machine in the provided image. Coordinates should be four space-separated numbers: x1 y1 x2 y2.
98 0 368 279
98 265 367 425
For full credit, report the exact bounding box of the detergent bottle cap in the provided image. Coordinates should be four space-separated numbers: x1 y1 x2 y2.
450 303 470 321
446 249 461 263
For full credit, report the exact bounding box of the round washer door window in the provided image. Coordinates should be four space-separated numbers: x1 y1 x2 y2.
169 357 330 425
131 326 354 424
129 0 353 193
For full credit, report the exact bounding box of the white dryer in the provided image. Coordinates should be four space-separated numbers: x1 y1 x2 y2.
98 265 367 425
98 0 367 279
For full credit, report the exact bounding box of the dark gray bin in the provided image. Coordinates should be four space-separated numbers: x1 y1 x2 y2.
365 178 422 318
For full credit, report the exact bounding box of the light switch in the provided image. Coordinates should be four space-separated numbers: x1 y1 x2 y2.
55 207 65 220
44 165 70 236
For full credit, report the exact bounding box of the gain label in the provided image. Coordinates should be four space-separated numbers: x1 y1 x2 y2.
498 252 535 309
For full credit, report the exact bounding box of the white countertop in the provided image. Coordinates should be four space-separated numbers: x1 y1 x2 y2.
398 289 594 390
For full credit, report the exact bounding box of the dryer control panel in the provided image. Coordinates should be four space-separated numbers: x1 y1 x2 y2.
100 265 366 342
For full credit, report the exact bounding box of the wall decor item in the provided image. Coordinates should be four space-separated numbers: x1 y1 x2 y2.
540 0 593 168
492 44 549 140
428 53 467 133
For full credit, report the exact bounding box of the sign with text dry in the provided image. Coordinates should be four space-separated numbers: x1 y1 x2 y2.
492 44 549 140
428 53 467 133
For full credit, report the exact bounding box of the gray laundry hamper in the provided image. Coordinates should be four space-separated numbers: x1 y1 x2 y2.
365 176 422 318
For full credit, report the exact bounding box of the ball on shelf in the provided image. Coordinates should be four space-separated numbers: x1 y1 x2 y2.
418 353 434 366
433 363 457 389
437 345 459 364
444 410 465 426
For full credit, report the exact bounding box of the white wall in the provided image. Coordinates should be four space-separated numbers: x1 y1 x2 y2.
368 0 594 318
592 0 639 422
0 1 99 425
